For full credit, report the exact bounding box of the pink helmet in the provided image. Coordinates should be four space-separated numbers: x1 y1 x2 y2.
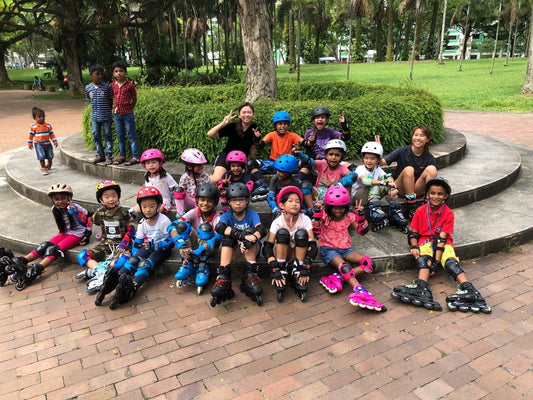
226 150 247 165
141 148 165 164
276 186 303 208
180 148 207 165
324 185 350 206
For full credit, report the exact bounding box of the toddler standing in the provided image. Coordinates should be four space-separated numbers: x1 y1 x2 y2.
28 107 58 175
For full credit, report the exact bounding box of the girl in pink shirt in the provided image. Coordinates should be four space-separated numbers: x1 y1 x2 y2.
317 185 386 312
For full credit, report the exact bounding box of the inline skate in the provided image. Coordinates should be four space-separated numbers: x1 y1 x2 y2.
369 202 389 231
174 261 196 288
195 257 210 295
388 203 409 233
348 285 387 312
446 282 492 314
391 279 442 311
240 262 263 306
210 265 234 307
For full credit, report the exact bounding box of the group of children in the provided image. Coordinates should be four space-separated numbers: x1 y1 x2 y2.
4 103 491 315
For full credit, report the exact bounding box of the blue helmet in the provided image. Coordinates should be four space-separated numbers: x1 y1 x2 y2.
272 111 291 125
274 154 299 174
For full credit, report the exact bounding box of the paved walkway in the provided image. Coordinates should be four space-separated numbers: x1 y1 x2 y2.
0 90 532 399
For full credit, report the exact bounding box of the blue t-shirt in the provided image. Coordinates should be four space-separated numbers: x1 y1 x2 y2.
85 82 113 122
220 208 261 232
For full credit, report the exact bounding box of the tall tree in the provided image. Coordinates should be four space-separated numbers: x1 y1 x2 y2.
385 0 396 61
351 0 372 62
236 0 277 101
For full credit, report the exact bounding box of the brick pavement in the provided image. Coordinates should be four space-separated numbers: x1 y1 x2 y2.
0 90 532 399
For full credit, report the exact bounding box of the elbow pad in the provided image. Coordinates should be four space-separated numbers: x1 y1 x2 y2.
361 175 373 186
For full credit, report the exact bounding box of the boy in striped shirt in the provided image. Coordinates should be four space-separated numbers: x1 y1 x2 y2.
28 107 58 175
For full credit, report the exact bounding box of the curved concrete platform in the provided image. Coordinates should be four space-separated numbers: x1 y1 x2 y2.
1 136 531 276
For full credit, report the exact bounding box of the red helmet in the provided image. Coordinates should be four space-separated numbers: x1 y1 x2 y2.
141 148 165 165
276 186 303 208
95 180 121 203
324 185 350 206
136 186 163 205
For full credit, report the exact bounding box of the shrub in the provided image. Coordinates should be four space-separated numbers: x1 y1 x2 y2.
82 81 443 162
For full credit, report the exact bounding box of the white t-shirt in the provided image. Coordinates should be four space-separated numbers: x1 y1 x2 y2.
136 213 171 243
269 213 313 248
351 164 387 196
146 174 178 207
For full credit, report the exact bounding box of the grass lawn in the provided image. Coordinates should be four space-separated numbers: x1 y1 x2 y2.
3 58 532 112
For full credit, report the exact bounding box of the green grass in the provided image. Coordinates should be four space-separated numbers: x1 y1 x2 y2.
3 58 532 111
274 58 533 112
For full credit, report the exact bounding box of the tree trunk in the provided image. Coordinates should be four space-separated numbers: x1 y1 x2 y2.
376 10 384 61
236 0 278 101
402 14 413 61
0 43 12 85
386 0 395 61
424 0 440 59
354 15 364 63
522 3 533 93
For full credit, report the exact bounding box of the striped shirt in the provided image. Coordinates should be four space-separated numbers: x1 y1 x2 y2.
110 79 137 115
28 122 57 146
85 82 113 122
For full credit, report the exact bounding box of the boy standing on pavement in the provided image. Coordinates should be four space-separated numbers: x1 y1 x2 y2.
110 61 140 166
85 64 113 165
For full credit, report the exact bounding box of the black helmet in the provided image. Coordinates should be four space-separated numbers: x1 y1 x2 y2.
226 182 250 200
310 106 331 121
196 183 219 204
425 177 451 196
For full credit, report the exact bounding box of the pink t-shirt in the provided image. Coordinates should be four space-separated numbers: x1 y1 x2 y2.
313 159 349 189
318 212 356 250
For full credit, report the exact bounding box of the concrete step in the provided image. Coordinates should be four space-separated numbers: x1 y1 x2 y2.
5 132 517 219
1 137 531 278
58 129 467 186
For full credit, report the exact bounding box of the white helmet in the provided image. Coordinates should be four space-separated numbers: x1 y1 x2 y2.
361 141 383 158
324 139 347 153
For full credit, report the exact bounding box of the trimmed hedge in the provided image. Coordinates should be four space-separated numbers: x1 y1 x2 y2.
82 81 443 162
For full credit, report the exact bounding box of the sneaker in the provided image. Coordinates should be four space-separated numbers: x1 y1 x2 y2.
251 193 267 202
92 155 105 163
105 156 113 165
41 168 49 175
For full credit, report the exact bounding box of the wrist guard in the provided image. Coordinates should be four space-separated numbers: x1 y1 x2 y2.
355 210 369 235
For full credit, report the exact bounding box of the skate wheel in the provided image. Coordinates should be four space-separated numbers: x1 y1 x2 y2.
210 297 217 307
380 305 387 312
197 286 204 295
15 281 26 291
299 291 306 302
277 291 283 302
400 296 411 303
458 305 469 312
468 306 480 313
412 299 422 306
423 302 435 310
256 295 263 306
176 280 183 288
447 302 458 311
390 291 400 299
480 305 492 314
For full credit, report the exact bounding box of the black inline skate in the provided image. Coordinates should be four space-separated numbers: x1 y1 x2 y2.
210 265 235 307
391 279 442 311
240 262 263 306
290 261 310 302
388 203 409 233
9 258 43 292
109 274 137 310
446 282 492 314
270 261 287 302
0 247 14 287
95 266 120 306
369 203 389 231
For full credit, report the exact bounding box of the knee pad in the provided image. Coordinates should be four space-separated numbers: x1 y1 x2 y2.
416 255 432 270
173 186 186 200
276 228 291 245
300 180 313 196
359 256 374 274
134 259 154 278
339 263 355 281
124 256 141 272
294 229 309 248
77 249 92 266
247 158 261 171
114 254 129 269
221 236 236 248
35 241 54 257
444 259 463 280
44 245 61 258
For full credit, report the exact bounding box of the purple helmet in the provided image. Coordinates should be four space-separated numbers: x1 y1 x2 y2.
276 186 303 208
141 148 165 164
324 185 350 206
181 148 207 165
226 150 247 166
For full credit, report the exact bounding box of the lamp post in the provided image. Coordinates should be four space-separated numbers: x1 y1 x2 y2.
129 1 144 76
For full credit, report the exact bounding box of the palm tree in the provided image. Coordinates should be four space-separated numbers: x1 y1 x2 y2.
350 0 372 62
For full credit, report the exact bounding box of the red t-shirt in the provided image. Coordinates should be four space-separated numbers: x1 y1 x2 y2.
411 203 454 245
